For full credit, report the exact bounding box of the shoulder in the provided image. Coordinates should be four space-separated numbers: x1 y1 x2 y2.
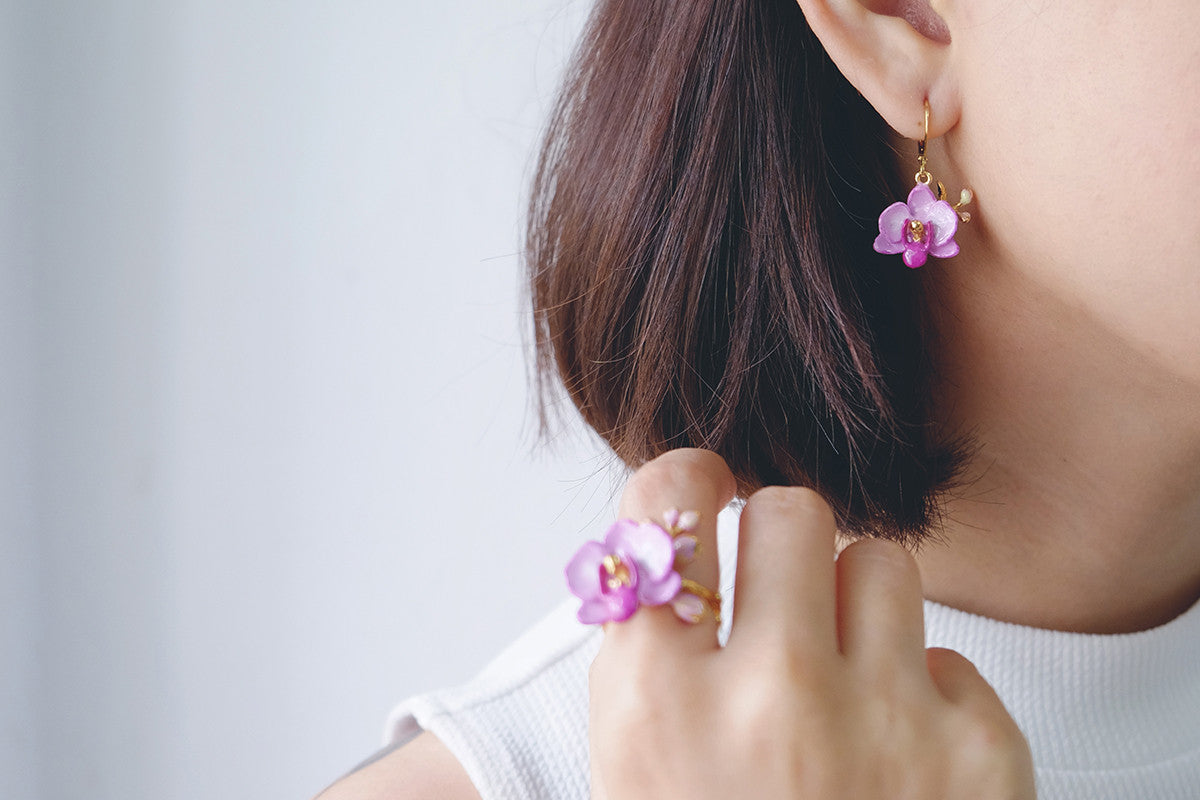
324 601 603 800
315 733 480 800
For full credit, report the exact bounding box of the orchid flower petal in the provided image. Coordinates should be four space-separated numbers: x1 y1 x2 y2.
928 238 960 259
565 541 607 596
610 520 675 579
874 233 906 255
907 183 939 217
877 201 910 243
577 599 615 624
903 246 929 269
608 588 639 621
926 201 959 246
638 570 682 606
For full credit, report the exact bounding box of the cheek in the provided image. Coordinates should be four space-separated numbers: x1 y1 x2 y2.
953 2 1200 375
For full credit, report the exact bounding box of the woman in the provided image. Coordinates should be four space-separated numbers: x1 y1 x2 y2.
322 0 1200 797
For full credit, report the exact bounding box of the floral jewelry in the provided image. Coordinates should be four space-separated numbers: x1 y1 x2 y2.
874 100 973 268
565 508 721 625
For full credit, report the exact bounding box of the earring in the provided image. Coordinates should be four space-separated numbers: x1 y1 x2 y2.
873 101 973 269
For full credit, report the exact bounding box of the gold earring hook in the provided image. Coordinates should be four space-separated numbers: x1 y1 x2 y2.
915 99 973 222
915 100 932 186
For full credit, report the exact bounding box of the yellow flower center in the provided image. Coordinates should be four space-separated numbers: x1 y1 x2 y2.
602 554 633 590
907 218 927 244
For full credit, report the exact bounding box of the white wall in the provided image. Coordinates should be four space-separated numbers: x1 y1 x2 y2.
4 1 617 797
2 2 37 797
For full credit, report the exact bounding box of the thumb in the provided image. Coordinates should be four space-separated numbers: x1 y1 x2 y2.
926 647 992 705
927 646 1028 740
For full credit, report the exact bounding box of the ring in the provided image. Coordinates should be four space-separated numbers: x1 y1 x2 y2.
676 578 722 625
564 508 722 625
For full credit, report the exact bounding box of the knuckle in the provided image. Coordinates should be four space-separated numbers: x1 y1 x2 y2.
955 712 1035 785
926 645 967 669
840 537 918 577
837 539 923 611
728 677 792 738
926 646 978 684
623 449 733 507
951 695 1031 754
738 635 829 686
731 644 839 720
650 446 731 472
741 639 804 686
743 485 836 528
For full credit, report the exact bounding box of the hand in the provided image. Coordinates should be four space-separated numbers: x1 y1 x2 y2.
588 449 1035 800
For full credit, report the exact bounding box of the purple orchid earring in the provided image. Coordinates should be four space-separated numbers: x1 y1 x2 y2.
874 101 973 269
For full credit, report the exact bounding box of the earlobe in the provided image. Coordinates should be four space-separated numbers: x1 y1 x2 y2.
796 0 960 139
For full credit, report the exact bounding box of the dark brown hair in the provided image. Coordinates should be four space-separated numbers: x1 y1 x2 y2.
526 0 963 543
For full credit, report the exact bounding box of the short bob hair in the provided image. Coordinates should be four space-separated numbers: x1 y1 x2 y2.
526 0 964 544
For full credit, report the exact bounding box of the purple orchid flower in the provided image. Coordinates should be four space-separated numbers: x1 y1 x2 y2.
565 519 683 624
874 183 960 268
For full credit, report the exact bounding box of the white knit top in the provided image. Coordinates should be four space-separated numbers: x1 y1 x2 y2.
385 513 1200 799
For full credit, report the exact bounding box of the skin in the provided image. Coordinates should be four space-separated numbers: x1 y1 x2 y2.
318 0 1200 796
589 451 1035 800
911 0 1200 634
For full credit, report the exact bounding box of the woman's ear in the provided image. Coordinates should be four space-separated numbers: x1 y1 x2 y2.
797 0 960 139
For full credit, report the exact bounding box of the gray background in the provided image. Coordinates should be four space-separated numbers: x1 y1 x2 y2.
1 1 618 797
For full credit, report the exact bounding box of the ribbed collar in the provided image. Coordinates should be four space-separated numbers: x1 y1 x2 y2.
924 597 1200 773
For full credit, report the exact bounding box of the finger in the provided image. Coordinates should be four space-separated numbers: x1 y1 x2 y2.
726 486 838 655
589 741 611 800
925 648 987 704
926 648 1033 765
835 539 927 671
927 648 1020 725
605 448 736 651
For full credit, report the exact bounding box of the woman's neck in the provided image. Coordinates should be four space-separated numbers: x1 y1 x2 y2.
915 265 1200 634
